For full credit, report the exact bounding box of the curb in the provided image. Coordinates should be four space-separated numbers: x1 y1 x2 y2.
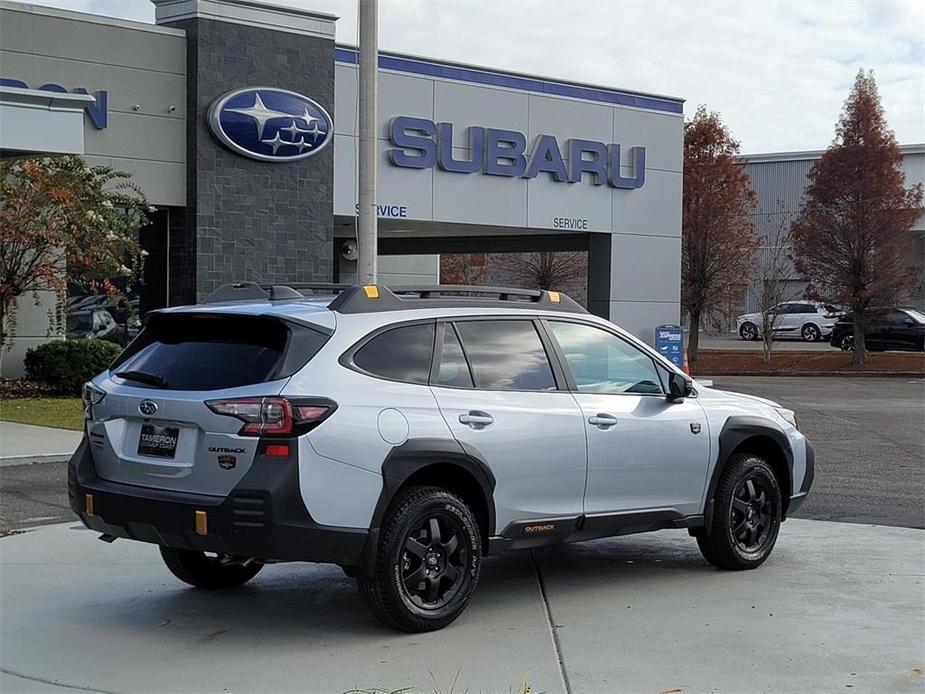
0 455 70 468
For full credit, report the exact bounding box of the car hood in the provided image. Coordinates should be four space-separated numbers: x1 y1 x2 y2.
695 382 782 410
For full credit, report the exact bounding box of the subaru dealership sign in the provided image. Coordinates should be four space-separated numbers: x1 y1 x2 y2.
387 116 646 189
207 87 332 162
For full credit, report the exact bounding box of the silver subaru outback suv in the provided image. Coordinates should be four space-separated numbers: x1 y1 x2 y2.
71 284 814 632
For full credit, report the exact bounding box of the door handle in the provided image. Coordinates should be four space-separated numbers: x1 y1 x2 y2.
459 411 494 427
588 414 618 428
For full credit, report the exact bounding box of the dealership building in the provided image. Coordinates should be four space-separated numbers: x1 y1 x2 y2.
0 0 685 376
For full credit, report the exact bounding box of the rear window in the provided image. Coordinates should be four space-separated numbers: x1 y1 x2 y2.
110 313 329 391
352 322 435 384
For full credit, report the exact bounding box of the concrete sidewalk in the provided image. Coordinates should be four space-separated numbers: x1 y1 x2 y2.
1 519 922 693
0 421 81 466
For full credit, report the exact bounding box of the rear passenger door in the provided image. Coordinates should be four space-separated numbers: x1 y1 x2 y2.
429 319 587 533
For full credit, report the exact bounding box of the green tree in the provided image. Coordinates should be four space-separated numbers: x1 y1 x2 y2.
791 70 923 364
0 156 149 359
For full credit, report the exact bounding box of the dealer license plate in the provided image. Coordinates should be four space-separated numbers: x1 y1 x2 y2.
137 423 179 459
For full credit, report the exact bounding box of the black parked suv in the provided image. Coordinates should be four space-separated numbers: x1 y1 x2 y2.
829 308 925 352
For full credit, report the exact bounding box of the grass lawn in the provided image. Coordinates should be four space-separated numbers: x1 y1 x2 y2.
0 398 84 431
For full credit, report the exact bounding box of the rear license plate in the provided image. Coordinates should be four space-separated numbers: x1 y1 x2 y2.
138 424 179 459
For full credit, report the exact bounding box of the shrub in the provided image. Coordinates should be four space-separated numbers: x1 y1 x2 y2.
24 339 122 395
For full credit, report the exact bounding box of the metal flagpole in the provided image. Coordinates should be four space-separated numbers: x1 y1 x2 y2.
357 0 378 285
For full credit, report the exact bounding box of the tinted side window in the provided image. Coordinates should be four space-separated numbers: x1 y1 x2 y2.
435 324 474 388
353 322 435 384
796 303 818 314
454 320 556 391
548 321 663 395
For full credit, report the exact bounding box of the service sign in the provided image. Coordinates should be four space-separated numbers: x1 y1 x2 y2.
208 87 332 162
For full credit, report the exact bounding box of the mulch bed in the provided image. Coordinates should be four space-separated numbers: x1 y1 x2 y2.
0 379 55 399
692 350 925 376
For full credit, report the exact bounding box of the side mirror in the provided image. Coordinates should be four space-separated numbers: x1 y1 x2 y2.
667 371 693 402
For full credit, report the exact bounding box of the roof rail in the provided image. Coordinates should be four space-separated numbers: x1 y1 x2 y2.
202 282 587 313
202 282 354 304
327 284 586 314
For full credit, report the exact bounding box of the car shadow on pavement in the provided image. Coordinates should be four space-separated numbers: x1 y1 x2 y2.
58 548 548 643
52 529 746 648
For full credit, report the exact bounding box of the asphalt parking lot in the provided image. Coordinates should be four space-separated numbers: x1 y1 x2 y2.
710 376 925 529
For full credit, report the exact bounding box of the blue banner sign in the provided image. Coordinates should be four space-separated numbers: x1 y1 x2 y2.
655 324 685 369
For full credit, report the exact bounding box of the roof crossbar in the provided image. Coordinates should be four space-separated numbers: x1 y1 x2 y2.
202 282 355 304
328 284 587 314
202 282 586 313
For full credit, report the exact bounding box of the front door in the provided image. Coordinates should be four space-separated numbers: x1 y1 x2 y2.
544 320 711 517
429 319 587 533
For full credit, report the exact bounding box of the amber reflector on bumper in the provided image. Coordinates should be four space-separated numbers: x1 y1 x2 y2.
195 510 208 536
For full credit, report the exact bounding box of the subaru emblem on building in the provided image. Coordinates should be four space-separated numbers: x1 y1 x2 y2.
207 87 332 162
138 400 158 416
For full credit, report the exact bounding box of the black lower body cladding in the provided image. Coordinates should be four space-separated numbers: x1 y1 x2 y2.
67 437 368 566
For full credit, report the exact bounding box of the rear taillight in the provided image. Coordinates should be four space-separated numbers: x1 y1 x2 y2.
82 382 106 419
205 397 334 436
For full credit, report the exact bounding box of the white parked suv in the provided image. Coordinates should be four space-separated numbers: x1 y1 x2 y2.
737 301 840 342
71 284 814 632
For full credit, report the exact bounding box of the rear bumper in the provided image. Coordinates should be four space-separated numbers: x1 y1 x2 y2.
67 437 369 566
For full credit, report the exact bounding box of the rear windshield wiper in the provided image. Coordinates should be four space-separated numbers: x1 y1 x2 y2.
114 370 169 388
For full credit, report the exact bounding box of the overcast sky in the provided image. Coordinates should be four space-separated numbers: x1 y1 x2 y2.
28 0 925 154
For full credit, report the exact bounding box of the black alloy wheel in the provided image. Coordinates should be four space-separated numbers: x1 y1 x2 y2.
359 486 481 632
400 514 467 610
840 335 854 352
696 452 782 570
740 322 759 341
801 323 821 342
729 476 773 553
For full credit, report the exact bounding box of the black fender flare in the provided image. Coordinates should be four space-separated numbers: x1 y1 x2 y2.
358 438 496 572
703 416 794 534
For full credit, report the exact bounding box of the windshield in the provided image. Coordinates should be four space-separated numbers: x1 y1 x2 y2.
903 309 925 324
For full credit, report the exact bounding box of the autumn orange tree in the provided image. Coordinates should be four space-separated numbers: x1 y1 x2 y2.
682 106 757 361
791 70 923 364
0 156 149 354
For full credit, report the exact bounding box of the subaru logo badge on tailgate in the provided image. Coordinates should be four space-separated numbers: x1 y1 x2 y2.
139 400 158 416
207 87 333 162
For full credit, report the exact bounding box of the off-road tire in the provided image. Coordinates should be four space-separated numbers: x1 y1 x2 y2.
358 486 482 632
696 453 782 570
159 546 263 589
